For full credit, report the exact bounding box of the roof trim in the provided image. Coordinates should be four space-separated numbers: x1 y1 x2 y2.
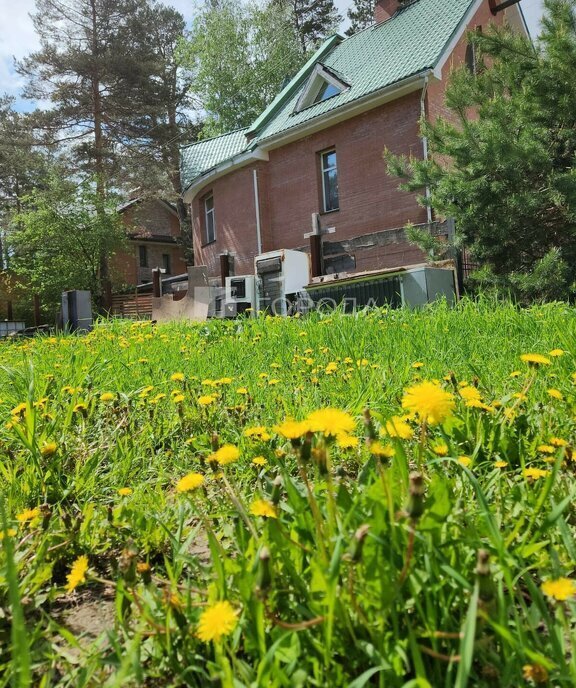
182 148 269 204
432 0 483 78
117 196 178 217
245 34 343 140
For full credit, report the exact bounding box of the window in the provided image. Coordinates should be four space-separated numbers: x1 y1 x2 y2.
320 149 339 212
162 253 171 274
139 245 148 268
204 194 215 244
294 63 349 112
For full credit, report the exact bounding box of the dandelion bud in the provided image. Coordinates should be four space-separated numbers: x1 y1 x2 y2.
314 446 328 475
300 431 313 462
271 475 283 505
39 503 52 530
348 524 370 563
475 549 495 602
255 546 272 597
363 408 377 441
406 472 426 519
119 541 139 586
137 562 152 585
211 433 219 452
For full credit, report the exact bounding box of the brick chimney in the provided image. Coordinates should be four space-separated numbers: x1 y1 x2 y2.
374 0 402 23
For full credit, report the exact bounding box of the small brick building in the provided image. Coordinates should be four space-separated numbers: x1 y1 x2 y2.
113 197 187 287
180 0 528 282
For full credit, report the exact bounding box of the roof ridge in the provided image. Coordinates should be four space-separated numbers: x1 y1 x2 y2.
179 127 249 151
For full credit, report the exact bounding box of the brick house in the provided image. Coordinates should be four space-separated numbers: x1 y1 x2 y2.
180 0 528 282
114 197 187 287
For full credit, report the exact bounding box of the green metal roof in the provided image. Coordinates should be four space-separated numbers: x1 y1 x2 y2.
181 0 476 191
180 128 249 191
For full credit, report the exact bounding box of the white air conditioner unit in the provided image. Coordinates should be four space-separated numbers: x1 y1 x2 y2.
223 275 257 317
254 249 310 316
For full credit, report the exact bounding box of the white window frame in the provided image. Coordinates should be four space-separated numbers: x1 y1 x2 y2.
321 149 339 213
204 194 215 244
295 63 349 112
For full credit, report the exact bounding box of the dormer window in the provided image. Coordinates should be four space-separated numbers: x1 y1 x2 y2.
295 63 349 112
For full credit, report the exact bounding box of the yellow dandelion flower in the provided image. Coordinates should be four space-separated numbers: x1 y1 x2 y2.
100 392 115 402
73 403 88 414
370 442 395 458
541 577 576 601
509 370 521 378
198 395 216 407
196 601 238 642
40 442 58 458
432 442 449 457
549 349 564 357
10 403 27 416
118 487 133 497
520 353 551 366
547 388 563 400
458 456 472 467
66 555 89 593
307 408 355 437
173 394 185 404
0 528 17 541
401 381 455 426
494 461 508 468
244 426 271 441
252 456 267 466
16 507 41 523
337 435 359 449
268 379 280 386
459 386 482 405
411 362 424 369
236 387 248 395
176 472 205 493
211 444 240 466
384 416 413 440
537 445 555 454
250 499 277 518
273 419 311 440
522 664 549 684
524 467 550 481
171 373 185 382
550 437 568 447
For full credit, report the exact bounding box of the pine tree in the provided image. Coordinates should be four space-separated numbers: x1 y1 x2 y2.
279 0 343 53
385 0 576 302
345 0 375 37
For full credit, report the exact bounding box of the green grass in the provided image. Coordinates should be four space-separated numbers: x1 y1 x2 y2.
0 298 575 687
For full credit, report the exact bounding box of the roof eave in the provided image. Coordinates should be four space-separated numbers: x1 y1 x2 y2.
182 147 269 203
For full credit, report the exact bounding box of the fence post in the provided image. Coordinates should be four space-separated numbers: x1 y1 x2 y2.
33 294 41 327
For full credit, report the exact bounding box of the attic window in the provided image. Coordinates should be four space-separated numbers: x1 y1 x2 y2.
295 63 349 112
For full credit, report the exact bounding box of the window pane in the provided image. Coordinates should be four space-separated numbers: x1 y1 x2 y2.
314 81 341 103
323 169 339 211
162 254 171 274
205 196 215 243
323 151 337 171
139 245 148 268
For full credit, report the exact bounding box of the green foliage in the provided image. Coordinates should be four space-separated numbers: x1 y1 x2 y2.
0 301 575 685
345 0 375 37
278 0 342 52
384 0 576 302
179 0 306 137
9 177 126 314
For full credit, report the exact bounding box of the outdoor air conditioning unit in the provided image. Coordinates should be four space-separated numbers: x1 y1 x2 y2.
254 249 310 316
223 275 257 317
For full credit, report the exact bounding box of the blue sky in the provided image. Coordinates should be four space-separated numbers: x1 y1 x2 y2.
0 0 545 111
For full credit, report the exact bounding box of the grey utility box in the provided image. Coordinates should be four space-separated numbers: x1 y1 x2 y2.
0 321 25 338
61 290 93 332
401 267 457 307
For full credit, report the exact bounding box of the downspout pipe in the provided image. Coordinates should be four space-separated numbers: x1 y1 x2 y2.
420 74 433 224
252 169 263 256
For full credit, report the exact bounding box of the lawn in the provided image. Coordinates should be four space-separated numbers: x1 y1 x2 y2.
0 299 575 687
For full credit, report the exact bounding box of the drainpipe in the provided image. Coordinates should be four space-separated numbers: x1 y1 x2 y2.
420 75 433 224
252 169 263 256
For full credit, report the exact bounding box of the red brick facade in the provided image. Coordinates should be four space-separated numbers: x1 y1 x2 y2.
189 0 522 281
113 199 187 287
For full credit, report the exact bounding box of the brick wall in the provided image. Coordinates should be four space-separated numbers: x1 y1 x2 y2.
192 93 427 279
